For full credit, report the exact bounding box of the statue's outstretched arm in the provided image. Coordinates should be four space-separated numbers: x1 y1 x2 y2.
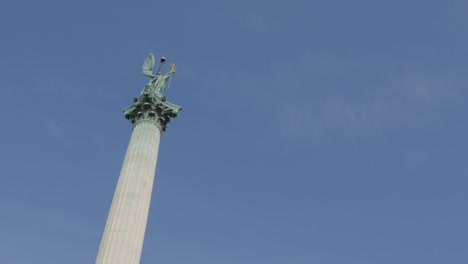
164 63 176 80
164 71 175 80
165 71 175 80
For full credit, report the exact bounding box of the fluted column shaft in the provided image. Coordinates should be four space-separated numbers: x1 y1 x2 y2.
96 120 161 264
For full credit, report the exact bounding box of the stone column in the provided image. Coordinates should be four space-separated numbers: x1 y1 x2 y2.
96 82 181 263
96 120 161 264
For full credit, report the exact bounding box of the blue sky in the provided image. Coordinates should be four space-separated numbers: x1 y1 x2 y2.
1 0 467 263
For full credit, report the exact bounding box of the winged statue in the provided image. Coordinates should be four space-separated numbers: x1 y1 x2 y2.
142 53 176 95
122 53 181 128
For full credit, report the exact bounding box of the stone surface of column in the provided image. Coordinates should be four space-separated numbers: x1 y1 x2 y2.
96 120 161 264
96 53 181 264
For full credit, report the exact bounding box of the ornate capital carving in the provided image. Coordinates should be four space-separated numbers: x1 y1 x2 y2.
123 86 181 132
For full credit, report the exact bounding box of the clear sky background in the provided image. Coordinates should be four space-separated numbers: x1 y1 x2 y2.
1 0 467 263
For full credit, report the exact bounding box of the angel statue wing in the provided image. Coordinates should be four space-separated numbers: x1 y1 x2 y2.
142 53 155 77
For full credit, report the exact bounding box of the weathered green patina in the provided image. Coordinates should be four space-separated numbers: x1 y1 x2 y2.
123 53 182 131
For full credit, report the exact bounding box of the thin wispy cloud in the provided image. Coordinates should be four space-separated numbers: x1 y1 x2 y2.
259 55 465 144
400 75 458 103
41 117 73 148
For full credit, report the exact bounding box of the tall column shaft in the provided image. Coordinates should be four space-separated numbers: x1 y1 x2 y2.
96 120 162 264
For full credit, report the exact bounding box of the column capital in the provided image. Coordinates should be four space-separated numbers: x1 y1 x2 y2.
123 87 181 132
